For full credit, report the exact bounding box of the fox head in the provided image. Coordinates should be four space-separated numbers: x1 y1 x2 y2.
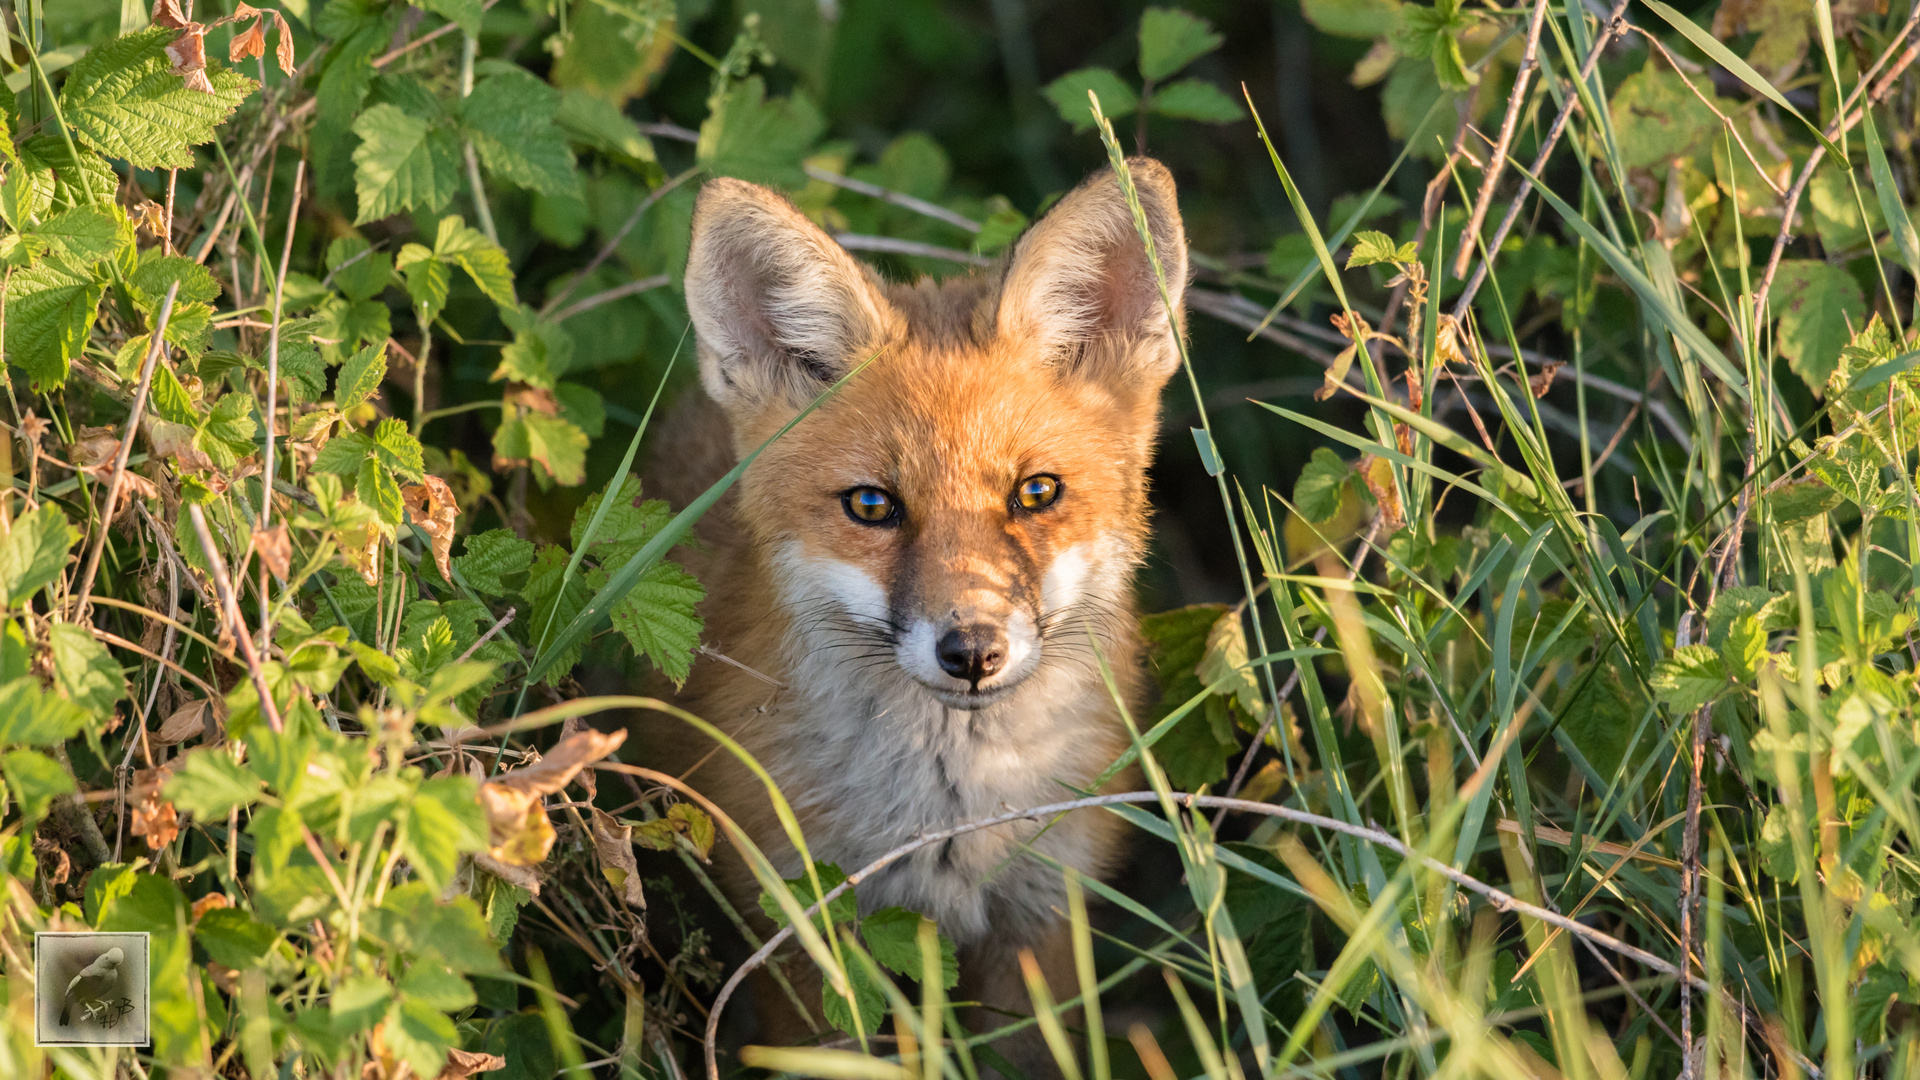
684 160 1186 712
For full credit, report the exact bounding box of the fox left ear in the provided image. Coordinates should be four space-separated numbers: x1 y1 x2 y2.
995 157 1186 390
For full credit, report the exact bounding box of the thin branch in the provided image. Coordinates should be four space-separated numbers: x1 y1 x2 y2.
549 274 670 323
185 504 283 735
833 233 991 266
260 159 304 645
540 166 704 316
1454 0 1552 279
455 606 516 664
803 165 983 233
73 281 180 615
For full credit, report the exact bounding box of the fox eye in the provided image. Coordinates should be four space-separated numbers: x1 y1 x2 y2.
843 486 900 525
1014 475 1062 512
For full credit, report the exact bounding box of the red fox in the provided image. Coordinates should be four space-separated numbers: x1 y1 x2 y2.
642 157 1188 1054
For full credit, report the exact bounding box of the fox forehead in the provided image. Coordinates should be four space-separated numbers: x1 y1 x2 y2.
736 340 1156 580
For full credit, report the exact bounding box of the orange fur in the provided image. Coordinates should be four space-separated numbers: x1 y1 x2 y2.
636 159 1187 1059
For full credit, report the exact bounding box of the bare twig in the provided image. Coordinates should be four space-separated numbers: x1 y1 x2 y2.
455 606 516 664
833 233 990 266
549 274 670 324
540 166 704 317
73 282 181 615
1454 0 1552 279
260 159 305 645
803 164 983 233
1452 0 1635 317
185 504 283 735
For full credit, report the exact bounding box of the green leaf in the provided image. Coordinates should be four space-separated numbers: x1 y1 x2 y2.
822 961 886 1040
570 476 670 563
494 307 573 387
195 908 277 969
336 342 388 410
417 0 483 35
758 862 856 927
602 559 704 688
48 622 124 721
1722 614 1766 681
1608 67 1720 171
396 244 451 321
1302 0 1403 39
15 135 118 220
59 28 257 168
5 253 109 390
404 776 490 892
0 677 90 745
461 72 580 198
1147 79 1242 122
0 505 77 608
351 103 463 225
697 76 827 187
453 530 535 597
1640 0 1843 160
494 413 589 488
358 457 406 526
314 432 377 476
131 250 220 307
1138 7 1224 81
281 344 328 405
399 963 476 1012
371 418 427 481
35 205 129 263
1765 477 1845 524
1293 447 1351 522
165 747 265 817
329 974 392 1035
195 393 259 468
522 544 592 683
1043 67 1138 130
1139 604 1240 789
2 748 73 823
1651 644 1731 714
326 236 394 303
860 907 958 988
370 881 504 973
432 215 516 309
556 89 657 167
315 294 392 354
1770 260 1868 393
1345 230 1419 268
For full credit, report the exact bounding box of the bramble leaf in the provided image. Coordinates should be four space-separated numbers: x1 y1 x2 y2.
59 28 256 168
1138 7 1224 81
352 103 463 224
1044 67 1138 130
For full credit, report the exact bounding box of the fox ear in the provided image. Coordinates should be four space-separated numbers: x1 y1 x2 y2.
995 157 1186 388
684 178 898 414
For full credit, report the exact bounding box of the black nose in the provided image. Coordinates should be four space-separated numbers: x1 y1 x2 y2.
936 625 1008 687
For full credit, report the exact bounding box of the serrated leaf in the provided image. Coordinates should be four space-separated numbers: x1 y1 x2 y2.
460 72 579 198
2 749 73 824
1044 67 1138 130
453 530 535 597
326 236 393 302
0 505 78 608
1722 614 1766 681
34 206 129 263
195 393 258 468
371 418 427 482
0 676 90 745
335 342 387 410
1293 447 1351 523
405 776 490 892
131 250 220 307
351 103 463 224
5 254 109 390
1651 644 1731 714
164 747 264 817
432 215 515 308
48 622 124 721
60 28 256 169
522 545 591 684
557 89 657 165
602 559 704 687
571 476 670 563
494 306 572 387
860 907 959 988
417 0 484 35
1346 229 1419 268
1139 6 1225 81
759 863 856 927
395 243 450 320
15 135 118 220
1771 260 1868 393
1148 78 1242 122
696 76 825 187
315 294 392 355
280 344 327 405
358 457 406 526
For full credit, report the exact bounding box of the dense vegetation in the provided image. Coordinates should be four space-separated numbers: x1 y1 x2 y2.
1 2 1917 1080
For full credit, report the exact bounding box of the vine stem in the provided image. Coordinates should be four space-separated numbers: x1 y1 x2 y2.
1452 0 1551 280
72 281 180 616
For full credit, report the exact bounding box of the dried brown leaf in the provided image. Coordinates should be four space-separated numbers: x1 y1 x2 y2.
131 798 180 851
591 808 646 908
1527 361 1563 400
339 515 385 586
32 837 71 885
165 27 213 93
191 892 231 919
504 385 560 415
143 417 214 472
153 699 212 745
472 851 544 894
560 717 596 801
70 425 120 469
477 783 554 866
1433 314 1469 368
150 0 192 30
401 475 459 584
252 523 291 581
1359 454 1405 533
228 18 266 64
438 1048 508 1079
493 728 625 798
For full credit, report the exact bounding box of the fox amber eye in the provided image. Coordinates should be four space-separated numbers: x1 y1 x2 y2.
843 486 899 525
1015 475 1061 511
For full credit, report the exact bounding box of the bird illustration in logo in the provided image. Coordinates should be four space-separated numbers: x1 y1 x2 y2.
57 947 125 1027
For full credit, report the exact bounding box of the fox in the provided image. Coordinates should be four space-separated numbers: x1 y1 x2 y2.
638 157 1189 1060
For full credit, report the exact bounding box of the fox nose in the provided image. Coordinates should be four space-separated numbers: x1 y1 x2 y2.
936 625 1008 686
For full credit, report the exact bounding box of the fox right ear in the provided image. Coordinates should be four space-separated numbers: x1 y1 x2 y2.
684 178 898 416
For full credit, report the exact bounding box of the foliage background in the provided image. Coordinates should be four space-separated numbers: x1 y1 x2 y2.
2 3 1919 1080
